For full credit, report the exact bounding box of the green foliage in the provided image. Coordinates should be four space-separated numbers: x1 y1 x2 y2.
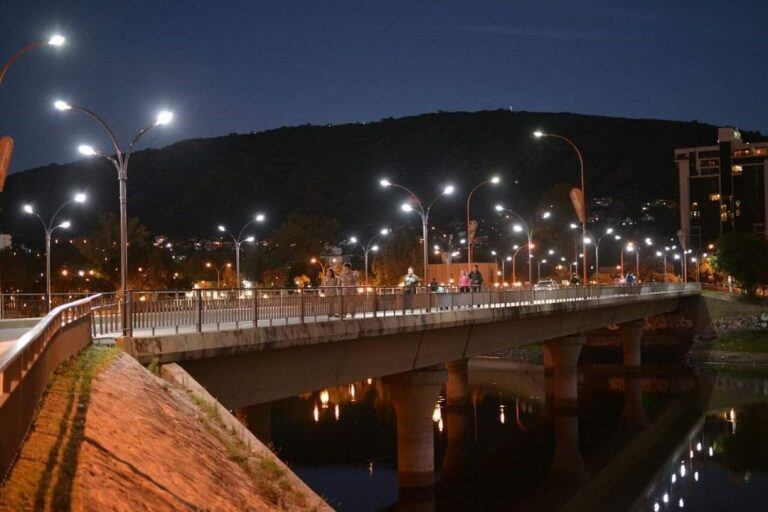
266 213 339 284
371 228 423 285
712 233 768 298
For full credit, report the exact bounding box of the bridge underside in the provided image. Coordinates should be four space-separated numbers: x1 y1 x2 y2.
153 295 699 409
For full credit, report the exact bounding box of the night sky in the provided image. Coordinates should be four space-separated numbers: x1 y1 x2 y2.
2 0 767 173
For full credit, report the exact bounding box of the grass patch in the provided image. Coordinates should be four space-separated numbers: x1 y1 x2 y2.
712 330 768 353
147 357 160 375
0 345 119 512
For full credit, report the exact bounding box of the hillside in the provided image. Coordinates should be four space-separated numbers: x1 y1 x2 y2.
0 110 762 242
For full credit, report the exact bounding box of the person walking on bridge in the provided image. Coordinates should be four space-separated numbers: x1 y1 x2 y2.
339 262 360 318
468 264 483 292
322 268 341 317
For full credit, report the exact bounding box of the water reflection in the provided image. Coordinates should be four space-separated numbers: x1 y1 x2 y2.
240 363 768 511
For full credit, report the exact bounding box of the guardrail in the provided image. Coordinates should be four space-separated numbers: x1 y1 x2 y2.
91 283 701 337
0 294 97 479
0 292 91 320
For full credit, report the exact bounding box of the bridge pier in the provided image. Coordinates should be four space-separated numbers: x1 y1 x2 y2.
445 359 469 407
441 360 472 482
621 373 649 428
544 336 589 483
383 366 447 489
619 319 644 368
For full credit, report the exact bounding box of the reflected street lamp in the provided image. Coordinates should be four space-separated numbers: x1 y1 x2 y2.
22 192 86 310
381 178 454 283
57 100 172 334
217 213 266 288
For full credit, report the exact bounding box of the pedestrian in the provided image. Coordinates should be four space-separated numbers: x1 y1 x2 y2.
403 266 421 290
322 268 341 317
459 270 470 293
626 272 635 286
429 277 439 292
570 274 580 285
339 262 360 317
468 264 483 292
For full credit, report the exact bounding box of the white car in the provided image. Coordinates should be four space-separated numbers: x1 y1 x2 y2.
534 279 559 290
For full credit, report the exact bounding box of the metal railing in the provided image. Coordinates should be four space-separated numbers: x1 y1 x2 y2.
0 292 91 320
0 294 98 479
90 283 701 338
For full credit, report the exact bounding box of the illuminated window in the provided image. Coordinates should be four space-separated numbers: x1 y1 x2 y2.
732 164 743 175
709 193 721 201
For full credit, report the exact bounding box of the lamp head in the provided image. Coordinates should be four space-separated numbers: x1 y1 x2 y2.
60 220 71 229
54 100 71 111
645 237 653 246
349 236 358 244
226 263 232 268
490 176 500 184
205 262 212 268
584 237 592 244
548 249 555 255
605 227 614 234
217 225 226 232
379 178 391 187
155 110 173 126
255 213 266 222
512 224 523 233
506 256 512 261
614 235 622 240
48 34 66 46
78 144 97 156
443 184 455 195
533 130 544 138
491 250 497 256
495 204 504 212
401 203 414 213
310 257 317 264
542 211 552 219
569 223 578 229
380 228 389 236
245 236 255 243
371 245 379 252
74 192 87 203
23 204 34 214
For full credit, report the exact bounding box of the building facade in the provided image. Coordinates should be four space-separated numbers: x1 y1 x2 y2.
675 127 768 252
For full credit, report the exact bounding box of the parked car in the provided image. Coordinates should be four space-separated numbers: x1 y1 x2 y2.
534 279 559 290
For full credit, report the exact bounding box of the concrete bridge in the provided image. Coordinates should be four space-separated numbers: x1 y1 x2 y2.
117 283 700 493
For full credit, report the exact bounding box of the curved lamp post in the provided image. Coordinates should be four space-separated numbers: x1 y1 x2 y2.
589 227 621 281
217 213 266 288
380 179 454 284
205 261 231 289
56 100 172 334
495 204 550 285
22 192 86 310
0 34 65 85
466 176 500 268
533 131 587 283
349 228 389 285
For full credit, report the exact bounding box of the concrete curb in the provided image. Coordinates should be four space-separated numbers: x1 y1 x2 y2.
160 363 332 511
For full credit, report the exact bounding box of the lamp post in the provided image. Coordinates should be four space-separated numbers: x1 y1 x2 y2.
205 261 231 289
466 176 500 269
0 34 65 85
310 257 328 277
217 213 266 288
534 131 588 283
592 228 620 281
495 205 551 285
511 243 532 285
56 101 172 335
349 228 389 285
380 179 454 284
22 192 86 310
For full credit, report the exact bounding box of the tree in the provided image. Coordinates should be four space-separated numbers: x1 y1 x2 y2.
266 213 340 284
371 228 423 285
712 233 768 298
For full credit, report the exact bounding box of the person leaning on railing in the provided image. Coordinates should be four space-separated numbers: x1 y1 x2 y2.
322 268 341 317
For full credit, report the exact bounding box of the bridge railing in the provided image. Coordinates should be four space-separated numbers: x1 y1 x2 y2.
100 282 700 336
0 294 98 479
0 292 91 320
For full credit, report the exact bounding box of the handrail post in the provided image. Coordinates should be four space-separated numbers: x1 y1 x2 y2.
402 287 407 315
300 288 305 323
253 289 259 327
126 291 133 338
372 287 378 318
196 289 203 333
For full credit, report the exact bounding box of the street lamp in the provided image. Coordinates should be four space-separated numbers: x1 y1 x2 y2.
592 228 620 281
22 192 86 310
511 243 533 285
205 261 232 289
466 176 500 268
381 178 454 283
0 34 65 85
349 228 389 285
57 100 173 334
495 204 550 285
533 130 588 283
217 213 266 288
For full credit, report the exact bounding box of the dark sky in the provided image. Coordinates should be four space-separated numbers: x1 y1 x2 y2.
1 0 767 173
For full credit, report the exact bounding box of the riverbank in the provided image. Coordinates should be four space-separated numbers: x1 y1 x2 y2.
0 346 329 511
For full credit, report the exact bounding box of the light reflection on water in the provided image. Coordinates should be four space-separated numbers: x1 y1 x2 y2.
249 363 768 511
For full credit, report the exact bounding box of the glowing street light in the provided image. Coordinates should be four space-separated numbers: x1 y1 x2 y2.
495 204 551 285
349 228 390 284
534 130 588 282
466 176 500 268
22 192 87 310
216 213 267 288
57 100 173 333
205 261 232 289
381 178 454 283
0 34 66 85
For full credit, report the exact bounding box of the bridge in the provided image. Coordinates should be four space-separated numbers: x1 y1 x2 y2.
1 283 703 493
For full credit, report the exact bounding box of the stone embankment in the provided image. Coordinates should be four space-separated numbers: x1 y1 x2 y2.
0 346 329 511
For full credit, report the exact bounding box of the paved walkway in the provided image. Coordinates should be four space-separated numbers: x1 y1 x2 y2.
0 328 32 358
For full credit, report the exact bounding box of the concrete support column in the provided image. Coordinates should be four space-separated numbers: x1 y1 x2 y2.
544 336 586 409
234 403 273 446
542 344 555 422
619 319 645 369
445 359 469 407
621 374 649 428
383 366 447 489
